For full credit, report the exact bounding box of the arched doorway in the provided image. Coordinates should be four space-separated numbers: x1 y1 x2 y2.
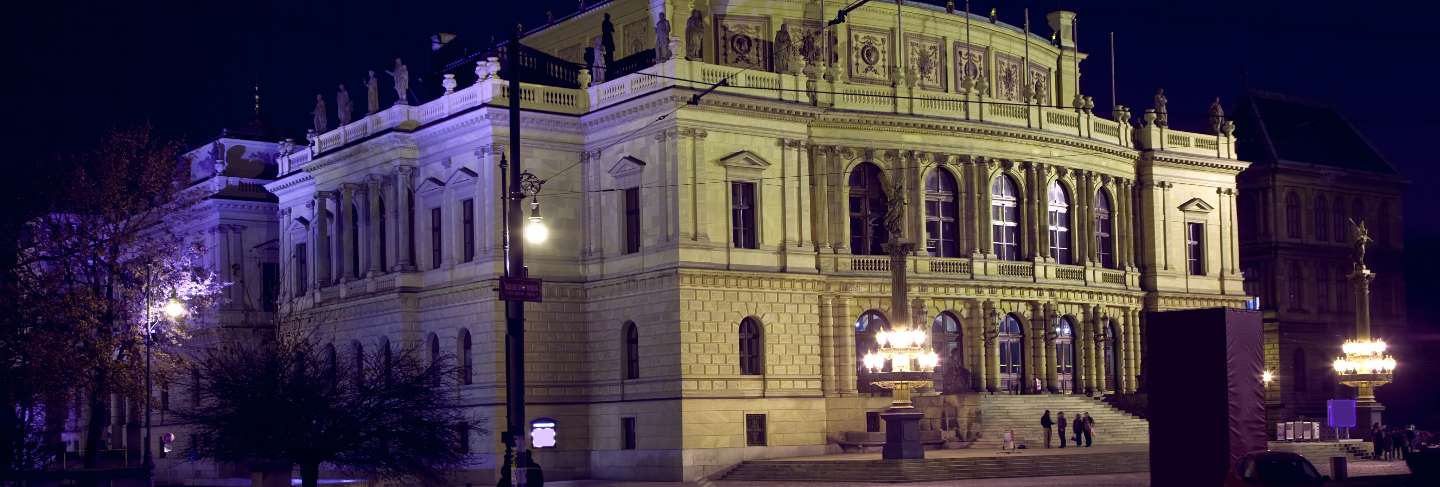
855 310 890 393
1104 319 1119 392
1054 318 1076 393
998 314 1024 394
932 312 964 393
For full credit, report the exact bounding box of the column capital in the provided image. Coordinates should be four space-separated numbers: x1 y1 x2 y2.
315 190 335 200
396 165 416 176
366 174 384 186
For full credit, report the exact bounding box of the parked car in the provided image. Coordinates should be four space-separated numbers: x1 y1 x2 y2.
1230 451 1329 486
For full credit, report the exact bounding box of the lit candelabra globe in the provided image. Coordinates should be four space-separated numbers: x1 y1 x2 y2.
863 326 940 409
1332 339 1396 387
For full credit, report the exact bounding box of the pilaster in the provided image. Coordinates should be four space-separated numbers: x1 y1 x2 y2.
394 166 416 271
366 176 384 276
1043 302 1059 392
313 191 333 287
339 183 358 281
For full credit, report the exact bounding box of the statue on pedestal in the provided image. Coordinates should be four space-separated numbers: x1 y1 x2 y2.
364 70 380 114
655 13 672 61
591 36 608 82
774 23 794 74
601 13 616 66
336 84 353 126
685 9 705 60
1208 97 1225 134
311 94 328 133
1153 88 1169 127
884 175 907 243
1351 219 1372 269
388 58 410 106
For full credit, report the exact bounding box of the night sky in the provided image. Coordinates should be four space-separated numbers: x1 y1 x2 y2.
7 0 1438 414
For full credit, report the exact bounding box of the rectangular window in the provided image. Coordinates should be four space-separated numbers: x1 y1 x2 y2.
461 199 475 263
745 414 768 446
731 182 757 249
1186 222 1205 276
261 262 279 311
294 243 308 295
430 207 442 269
457 421 470 453
624 188 641 254
621 417 637 450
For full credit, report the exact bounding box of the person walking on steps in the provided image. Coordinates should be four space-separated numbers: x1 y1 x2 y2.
1057 412 1067 448
1041 410 1054 448
1073 414 1084 447
1082 412 1095 447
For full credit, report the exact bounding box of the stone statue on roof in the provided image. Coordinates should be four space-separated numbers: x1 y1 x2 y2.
601 13 616 65
311 94 328 133
774 23 794 74
1209 97 1225 134
336 84 353 126
388 58 410 106
365 70 380 114
655 13 672 61
685 9 705 60
1153 88 1169 127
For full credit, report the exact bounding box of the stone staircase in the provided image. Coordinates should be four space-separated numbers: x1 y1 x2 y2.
970 394 1150 450
1267 441 1373 463
722 448 1151 482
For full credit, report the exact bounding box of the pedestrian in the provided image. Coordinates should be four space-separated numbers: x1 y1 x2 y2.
1371 423 1382 458
1041 410 1054 448
1073 413 1084 447
1083 412 1094 447
1034 377 1043 394
1057 412 1067 449
1394 427 1408 461
1378 426 1392 460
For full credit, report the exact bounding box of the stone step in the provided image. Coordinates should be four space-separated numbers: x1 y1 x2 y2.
724 450 1151 482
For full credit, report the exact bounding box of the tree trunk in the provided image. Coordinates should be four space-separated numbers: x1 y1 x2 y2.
82 368 108 468
300 461 320 487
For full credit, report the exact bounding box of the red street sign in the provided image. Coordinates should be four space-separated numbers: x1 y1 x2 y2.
498 277 543 302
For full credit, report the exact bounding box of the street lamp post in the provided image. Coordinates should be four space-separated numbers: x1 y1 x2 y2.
143 292 185 481
1333 220 1395 429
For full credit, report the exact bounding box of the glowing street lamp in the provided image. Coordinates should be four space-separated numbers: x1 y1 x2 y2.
862 327 941 409
1262 370 1274 386
523 199 548 244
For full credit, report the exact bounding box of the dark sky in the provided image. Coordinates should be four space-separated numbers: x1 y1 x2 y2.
6 0 1438 420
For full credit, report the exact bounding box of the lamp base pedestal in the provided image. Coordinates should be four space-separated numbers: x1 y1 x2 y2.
1357 399 1385 429
881 409 925 460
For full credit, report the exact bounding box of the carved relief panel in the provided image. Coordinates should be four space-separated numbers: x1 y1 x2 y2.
787 19 827 69
994 53 1023 101
623 18 651 57
952 41 988 93
1028 63 1052 105
848 26 893 85
904 32 944 91
715 14 771 70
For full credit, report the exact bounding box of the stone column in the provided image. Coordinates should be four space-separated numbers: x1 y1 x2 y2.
811 145 832 252
1095 310 1109 393
277 208 290 301
1227 189 1240 274
834 296 857 395
367 176 384 276
339 184 357 281
969 300 986 392
795 140 810 249
1028 301 1046 393
1121 311 1135 393
978 158 996 257
1025 163 1041 260
693 130 710 242
1073 305 1089 394
1078 173 1093 264
819 294 836 395
829 147 849 254
1044 303 1059 392
1134 308 1146 390
394 166 416 271
228 225 245 305
985 302 1000 393
314 191 333 287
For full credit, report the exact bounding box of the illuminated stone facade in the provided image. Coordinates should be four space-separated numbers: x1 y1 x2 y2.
265 0 1249 482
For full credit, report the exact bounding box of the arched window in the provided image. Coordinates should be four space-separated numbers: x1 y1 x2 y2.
351 203 362 278
991 175 1021 260
1054 318 1075 393
739 318 763 375
998 314 1025 393
1317 267 1330 312
1095 190 1115 269
1104 319 1119 392
458 328 473 385
1332 195 1347 243
1048 181 1072 264
324 343 338 384
932 312 963 393
855 310 890 393
352 341 365 386
1292 349 1308 392
1285 192 1301 238
848 163 889 255
623 322 639 380
1313 196 1328 241
1288 263 1304 310
378 196 388 271
924 169 960 257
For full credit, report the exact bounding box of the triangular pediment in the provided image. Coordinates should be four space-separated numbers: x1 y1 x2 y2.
416 176 446 193
719 150 771 170
445 167 478 185
1179 197 1215 213
609 156 646 178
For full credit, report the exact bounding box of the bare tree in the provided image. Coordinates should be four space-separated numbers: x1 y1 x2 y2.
180 336 480 487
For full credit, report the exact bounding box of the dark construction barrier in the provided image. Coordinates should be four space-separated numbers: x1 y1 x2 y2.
1147 308 1267 486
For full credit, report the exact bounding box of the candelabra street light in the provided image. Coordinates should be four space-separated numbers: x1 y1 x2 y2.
1334 220 1394 428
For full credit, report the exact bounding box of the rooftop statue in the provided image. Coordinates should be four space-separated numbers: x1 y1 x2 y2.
311 94 328 134
1153 88 1169 127
774 23 794 74
655 13 672 61
336 84 353 126
1209 97 1225 134
601 13 616 66
364 70 380 114
388 58 410 106
685 9 704 60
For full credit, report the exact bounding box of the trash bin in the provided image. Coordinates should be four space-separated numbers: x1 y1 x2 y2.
1330 456 1348 480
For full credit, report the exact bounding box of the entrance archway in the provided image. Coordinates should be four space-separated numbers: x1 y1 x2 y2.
1054 318 1076 393
932 312 964 393
998 314 1025 394
855 310 890 394
1104 319 1119 392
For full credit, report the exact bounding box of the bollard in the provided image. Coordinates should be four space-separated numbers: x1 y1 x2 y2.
1330 456 1348 480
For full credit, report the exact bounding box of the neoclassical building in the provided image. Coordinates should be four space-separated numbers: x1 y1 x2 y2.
1233 91 1407 426
266 0 1249 482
